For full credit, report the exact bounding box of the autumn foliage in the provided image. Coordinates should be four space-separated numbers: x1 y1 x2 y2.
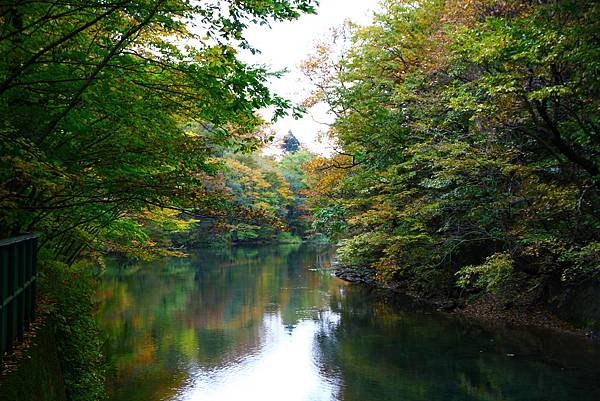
304 0 600 306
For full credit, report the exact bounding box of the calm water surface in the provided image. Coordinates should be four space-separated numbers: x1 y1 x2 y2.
98 244 600 401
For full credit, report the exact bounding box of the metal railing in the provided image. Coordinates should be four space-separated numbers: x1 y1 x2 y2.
0 234 38 358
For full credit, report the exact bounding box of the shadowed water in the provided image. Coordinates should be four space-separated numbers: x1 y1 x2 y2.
98 244 600 401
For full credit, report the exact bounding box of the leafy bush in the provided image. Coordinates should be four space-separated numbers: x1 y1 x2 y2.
336 232 390 269
275 232 303 243
456 253 514 294
39 257 106 401
558 242 600 282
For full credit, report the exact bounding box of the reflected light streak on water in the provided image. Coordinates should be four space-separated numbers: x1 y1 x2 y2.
176 312 341 401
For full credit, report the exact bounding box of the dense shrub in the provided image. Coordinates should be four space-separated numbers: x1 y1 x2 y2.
39 256 106 401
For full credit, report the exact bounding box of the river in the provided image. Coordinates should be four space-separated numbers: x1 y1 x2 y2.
98 244 600 401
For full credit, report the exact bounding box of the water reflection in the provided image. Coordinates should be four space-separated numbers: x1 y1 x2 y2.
177 313 340 401
98 244 600 401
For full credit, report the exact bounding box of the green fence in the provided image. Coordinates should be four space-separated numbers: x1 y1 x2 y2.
0 234 38 358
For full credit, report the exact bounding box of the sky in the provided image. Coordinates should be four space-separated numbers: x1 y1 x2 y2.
241 0 380 155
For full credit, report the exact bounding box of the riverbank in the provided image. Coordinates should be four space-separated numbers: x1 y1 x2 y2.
0 316 67 401
332 262 599 341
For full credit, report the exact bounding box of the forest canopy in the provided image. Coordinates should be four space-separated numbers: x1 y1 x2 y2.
0 0 317 262
1 0 598 299
304 0 600 302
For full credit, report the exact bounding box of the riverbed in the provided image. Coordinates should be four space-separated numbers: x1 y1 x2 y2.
98 244 600 401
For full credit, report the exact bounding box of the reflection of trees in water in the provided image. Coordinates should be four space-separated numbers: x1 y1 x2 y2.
99 244 600 401
313 287 600 401
98 244 337 401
